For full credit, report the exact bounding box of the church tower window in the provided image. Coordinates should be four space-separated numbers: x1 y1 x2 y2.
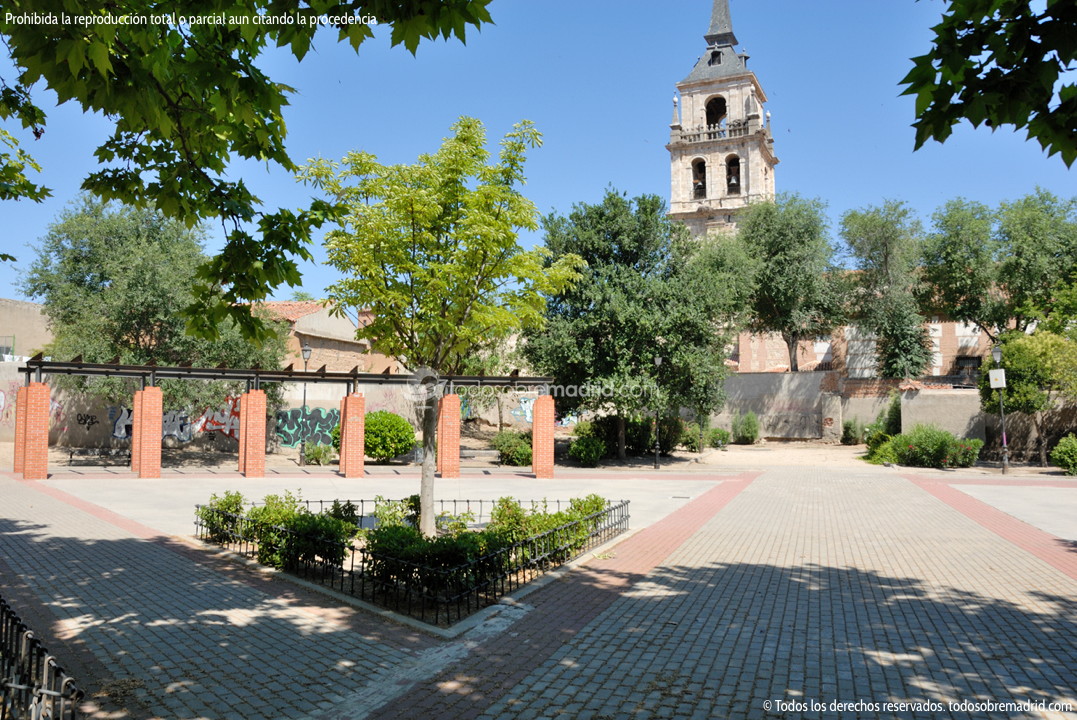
692 159 707 199
706 97 727 130
725 155 741 194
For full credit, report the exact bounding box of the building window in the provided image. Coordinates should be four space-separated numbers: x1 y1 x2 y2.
708 51 722 66
692 159 707 199
726 155 741 194
705 97 727 128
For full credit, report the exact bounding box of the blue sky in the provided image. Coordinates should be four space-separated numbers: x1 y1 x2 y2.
1 0 1073 302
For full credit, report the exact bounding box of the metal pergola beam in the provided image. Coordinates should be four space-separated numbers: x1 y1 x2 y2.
18 354 552 390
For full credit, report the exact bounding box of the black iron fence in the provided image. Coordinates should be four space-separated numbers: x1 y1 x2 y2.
246 498 581 529
195 499 630 626
0 595 84 720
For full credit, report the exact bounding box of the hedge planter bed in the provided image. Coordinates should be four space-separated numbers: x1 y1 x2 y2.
194 494 630 627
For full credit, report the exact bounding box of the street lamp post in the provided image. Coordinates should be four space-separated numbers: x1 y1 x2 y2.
653 356 663 470
300 341 312 467
992 345 1010 475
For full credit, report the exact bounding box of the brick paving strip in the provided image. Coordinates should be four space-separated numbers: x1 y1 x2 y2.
905 475 1077 581
342 471 761 720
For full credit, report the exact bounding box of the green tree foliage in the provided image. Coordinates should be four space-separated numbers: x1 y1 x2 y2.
921 190 1077 340
979 331 1077 466
841 200 932 378
738 194 845 372
20 197 287 413
1 1 495 340
901 0 1077 166
523 189 750 459
299 117 582 535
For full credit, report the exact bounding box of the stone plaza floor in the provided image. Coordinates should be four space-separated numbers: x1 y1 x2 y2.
1 450 1074 719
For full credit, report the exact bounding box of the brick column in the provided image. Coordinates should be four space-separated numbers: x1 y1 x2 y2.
13 385 27 473
532 394 555 479
20 383 50 480
136 386 163 479
130 390 143 474
240 390 266 477
339 393 366 478
437 394 460 478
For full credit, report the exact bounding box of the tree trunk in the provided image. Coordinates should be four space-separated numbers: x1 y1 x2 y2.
420 400 438 537
616 415 627 460
1034 413 1048 467
497 393 504 433
782 332 801 372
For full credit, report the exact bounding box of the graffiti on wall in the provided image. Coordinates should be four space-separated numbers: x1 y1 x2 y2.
77 412 99 430
108 406 133 439
510 396 535 424
192 396 241 440
107 407 198 443
275 407 340 448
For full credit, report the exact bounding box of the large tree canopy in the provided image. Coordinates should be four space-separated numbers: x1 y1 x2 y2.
300 116 582 535
1 1 494 338
20 197 287 412
738 193 845 372
524 189 752 458
901 0 1077 166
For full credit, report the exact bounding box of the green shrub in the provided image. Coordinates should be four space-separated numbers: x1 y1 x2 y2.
436 509 475 536
867 437 900 465
371 494 421 529
707 427 730 448
493 430 532 466
197 490 245 543
365 411 416 462
247 491 303 567
330 411 416 462
568 436 606 467
590 415 653 456
732 411 759 444
327 500 360 529
841 418 866 446
573 420 595 438
304 442 335 465
681 422 703 452
889 424 983 468
280 512 353 568
657 416 684 453
1050 434 1077 475
884 393 902 435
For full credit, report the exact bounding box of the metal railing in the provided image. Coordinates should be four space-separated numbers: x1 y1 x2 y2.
246 498 580 529
195 500 630 626
0 596 84 720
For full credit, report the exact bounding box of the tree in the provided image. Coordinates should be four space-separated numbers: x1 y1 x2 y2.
920 190 1077 340
841 200 932 378
299 117 582 536
901 0 1077 166
1 1 495 339
980 331 1077 466
524 190 750 459
20 197 287 413
738 194 845 372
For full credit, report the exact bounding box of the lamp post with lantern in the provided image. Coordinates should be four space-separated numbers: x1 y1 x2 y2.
990 345 1010 475
299 341 312 466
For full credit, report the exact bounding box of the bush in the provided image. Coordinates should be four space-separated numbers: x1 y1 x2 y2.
573 420 595 438
883 392 902 435
732 412 759 444
889 424 983 468
493 430 532 466
330 411 416 462
197 490 245 543
658 416 684 453
371 494 421 529
568 436 606 467
281 512 353 568
304 442 335 465
590 415 653 456
868 437 900 465
681 422 703 452
246 491 303 567
707 427 730 448
841 418 866 446
365 411 416 462
327 500 360 528
1050 434 1077 475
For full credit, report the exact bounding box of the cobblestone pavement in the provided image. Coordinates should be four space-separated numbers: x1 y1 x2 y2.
1 463 1075 720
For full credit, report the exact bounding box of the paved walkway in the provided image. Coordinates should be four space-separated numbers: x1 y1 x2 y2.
1 461 1074 720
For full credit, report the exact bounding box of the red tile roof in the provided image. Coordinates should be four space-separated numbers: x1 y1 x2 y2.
260 301 325 323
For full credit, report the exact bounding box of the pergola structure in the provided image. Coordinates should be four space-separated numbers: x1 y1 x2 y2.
13 355 557 481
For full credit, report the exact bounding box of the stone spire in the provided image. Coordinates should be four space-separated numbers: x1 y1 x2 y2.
705 0 738 48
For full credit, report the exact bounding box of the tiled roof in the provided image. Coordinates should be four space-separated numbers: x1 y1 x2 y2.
260 301 324 323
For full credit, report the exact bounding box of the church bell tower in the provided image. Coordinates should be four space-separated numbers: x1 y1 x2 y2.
668 0 778 236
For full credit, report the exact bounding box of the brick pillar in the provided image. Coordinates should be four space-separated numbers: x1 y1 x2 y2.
339 393 366 478
240 390 266 477
21 383 50 480
136 387 163 479
130 390 143 474
437 394 460 478
13 386 27 473
532 394 555 479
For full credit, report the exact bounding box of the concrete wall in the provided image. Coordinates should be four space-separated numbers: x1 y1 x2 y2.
0 299 52 358
900 388 985 442
712 371 836 439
